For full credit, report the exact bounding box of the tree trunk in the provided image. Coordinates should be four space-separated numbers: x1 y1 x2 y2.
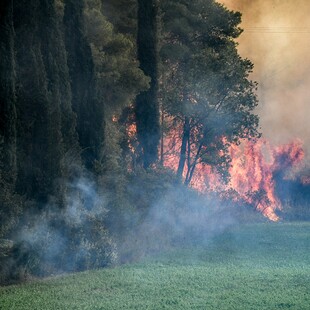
184 142 203 186
177 117 190 180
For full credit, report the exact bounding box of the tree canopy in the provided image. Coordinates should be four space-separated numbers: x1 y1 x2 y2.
159 0 260 184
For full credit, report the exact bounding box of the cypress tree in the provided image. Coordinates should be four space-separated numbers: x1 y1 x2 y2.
0 0 17 185
0 0 22 239
38 0 80 194
13 0 63 203
64 0 103 170
135 0 160 168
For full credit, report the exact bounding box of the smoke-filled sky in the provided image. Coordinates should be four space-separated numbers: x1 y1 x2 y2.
219 0 310 161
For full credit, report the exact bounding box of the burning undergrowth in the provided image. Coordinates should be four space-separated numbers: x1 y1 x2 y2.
191 138 306 221
124 116 307 222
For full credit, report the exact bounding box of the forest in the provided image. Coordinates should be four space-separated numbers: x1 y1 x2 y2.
0 0 309 285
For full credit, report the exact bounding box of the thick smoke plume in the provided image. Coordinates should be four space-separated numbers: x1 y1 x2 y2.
220 0 310 162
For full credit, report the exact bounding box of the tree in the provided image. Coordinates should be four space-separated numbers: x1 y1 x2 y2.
135 0 160 168
64 0 102 171
101 0 137 37
0 0 17 186
0 0 22 239
83 0 149 236
159 0 260 185
12 0 62 202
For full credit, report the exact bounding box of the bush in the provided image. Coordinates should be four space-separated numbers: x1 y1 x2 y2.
19 212 117 276
14 178 117 277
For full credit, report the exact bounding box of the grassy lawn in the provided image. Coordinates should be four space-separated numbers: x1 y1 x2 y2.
0 222 309 309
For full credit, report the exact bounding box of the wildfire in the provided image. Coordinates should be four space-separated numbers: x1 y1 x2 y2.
161 127 305 221
125 120 305 221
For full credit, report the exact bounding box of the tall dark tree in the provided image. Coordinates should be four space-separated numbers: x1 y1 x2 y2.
135 0 160 168
84 0 150 174
0 0 17 185
83 0 150 237
0 0 22 239
64 0 103 170
43 0 79 157
13 0 60 202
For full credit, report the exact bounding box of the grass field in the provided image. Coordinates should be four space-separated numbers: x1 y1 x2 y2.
0 222 309 309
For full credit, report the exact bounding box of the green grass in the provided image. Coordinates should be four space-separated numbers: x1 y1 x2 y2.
0 222 309 309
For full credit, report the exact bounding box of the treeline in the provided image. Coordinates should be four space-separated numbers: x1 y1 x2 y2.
0 0 260 283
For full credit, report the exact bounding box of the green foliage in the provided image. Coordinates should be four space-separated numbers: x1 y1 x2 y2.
126 167 178 213
83 0 150 188
0 0 123 281
101 0 137 37
102 165 180 260
159 0 260 185
0 239 36 285
0 1 21 238
83 0 149 114
11 0 81 203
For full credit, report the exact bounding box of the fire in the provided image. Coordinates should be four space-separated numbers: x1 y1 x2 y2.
272 139 305 174
125 120 305 221
161 126 305 221
228 140 281 221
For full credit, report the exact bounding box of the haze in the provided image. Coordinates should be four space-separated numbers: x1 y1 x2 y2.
220 0 310 162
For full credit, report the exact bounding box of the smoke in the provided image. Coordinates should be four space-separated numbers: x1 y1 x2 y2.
220 0 310 162
118 180 264 264
14 176 116 275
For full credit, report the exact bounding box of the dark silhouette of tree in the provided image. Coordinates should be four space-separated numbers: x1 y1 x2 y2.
135 0 160 168
64 0 102 170
0 0 17 185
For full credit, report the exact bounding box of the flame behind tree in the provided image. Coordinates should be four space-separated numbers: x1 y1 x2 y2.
162 131 305 221
119 1 306 221
159 0 260 185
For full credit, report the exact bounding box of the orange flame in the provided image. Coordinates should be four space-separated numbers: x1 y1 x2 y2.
161 126 305 221
125 121 305 221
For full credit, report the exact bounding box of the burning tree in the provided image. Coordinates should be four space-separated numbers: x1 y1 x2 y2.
159 0 260 185
119 1 307 222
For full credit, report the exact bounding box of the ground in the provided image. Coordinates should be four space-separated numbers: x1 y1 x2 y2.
0 222 309 309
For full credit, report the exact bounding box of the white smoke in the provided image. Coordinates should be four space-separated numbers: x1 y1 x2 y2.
220 0 310 163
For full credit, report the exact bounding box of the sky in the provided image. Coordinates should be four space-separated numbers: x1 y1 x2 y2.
219 0 310 162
